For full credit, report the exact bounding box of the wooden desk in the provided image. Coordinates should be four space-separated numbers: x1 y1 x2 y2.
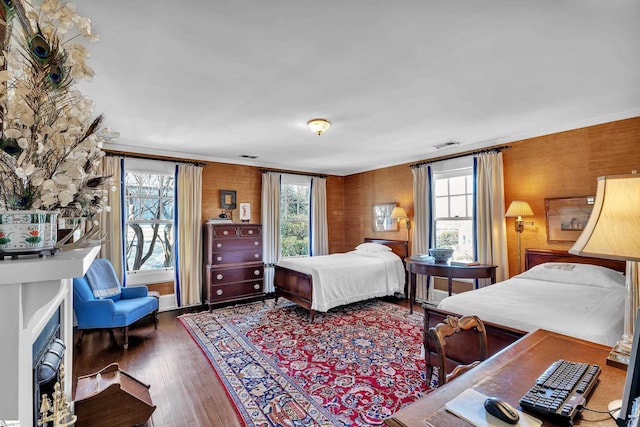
406 259 497 313
385 329 626 427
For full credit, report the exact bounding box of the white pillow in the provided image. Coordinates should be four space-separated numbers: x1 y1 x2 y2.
516 262 625 289
355 242 392 252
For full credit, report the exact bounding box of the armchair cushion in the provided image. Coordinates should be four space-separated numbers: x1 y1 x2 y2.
85 258 121 299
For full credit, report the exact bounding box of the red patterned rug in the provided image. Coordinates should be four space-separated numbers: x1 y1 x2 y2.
179 299 430 426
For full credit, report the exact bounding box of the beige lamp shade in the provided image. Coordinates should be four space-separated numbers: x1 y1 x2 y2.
390 207 408 219
569 174 640 262
505 201 534 218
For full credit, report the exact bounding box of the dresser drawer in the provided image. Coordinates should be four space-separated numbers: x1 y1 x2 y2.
207 265 263 284
239 225 262 237
210 249 262 265
211 225 239 238
211 237 262 252
208 280 264 302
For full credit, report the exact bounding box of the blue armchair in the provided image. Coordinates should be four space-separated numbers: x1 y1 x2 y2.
73 258 159 349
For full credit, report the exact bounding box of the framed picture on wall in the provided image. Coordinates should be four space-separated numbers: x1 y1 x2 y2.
372 202 398 231
545 196 595 242
239 203 251 222
220 190 236 209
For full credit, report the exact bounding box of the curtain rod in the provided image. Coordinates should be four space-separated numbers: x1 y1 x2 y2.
260 168 327 179
104 151 206 167
409 145 511 169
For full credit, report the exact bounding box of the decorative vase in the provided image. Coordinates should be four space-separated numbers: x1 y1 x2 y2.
0 211 58 253
58 216 87 243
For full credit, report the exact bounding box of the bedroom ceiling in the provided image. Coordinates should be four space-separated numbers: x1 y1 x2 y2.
75 0 640 176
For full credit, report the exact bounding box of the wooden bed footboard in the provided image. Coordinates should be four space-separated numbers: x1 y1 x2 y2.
274 265 316 321
423 305 526 377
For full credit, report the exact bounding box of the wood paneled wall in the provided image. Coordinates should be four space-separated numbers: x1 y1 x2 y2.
120 116 640 287
343 116 640 277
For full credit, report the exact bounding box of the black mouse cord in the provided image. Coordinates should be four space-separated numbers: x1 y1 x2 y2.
579 404 621 422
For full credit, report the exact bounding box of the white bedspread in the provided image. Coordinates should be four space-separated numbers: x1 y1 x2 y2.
437 262 626 346
276 250 405 312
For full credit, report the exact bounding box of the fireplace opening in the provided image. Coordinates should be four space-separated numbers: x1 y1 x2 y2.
32 308 64 427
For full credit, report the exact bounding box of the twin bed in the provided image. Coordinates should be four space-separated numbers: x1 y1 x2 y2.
424 248 627 364
274 238 408 321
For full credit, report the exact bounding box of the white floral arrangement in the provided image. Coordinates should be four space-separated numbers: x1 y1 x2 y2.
0 0 117 218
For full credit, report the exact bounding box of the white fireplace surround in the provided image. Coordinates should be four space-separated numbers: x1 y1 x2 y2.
0 246 99 425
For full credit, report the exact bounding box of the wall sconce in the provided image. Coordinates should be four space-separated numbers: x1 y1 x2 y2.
391 207 411 241
505 200 534 273
307 118 331 135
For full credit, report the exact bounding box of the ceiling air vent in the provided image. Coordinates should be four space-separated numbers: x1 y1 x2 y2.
239 154 258 159
434 141 460 150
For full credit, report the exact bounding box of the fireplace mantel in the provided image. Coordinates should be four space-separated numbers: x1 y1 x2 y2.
0 245 100 424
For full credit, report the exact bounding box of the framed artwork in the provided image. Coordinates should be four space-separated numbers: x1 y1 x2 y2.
372 202 398 231
545 196 595 242
239 203 251 222
220 190 236 209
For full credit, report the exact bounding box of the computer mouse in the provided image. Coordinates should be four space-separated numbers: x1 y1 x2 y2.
484 397 520 424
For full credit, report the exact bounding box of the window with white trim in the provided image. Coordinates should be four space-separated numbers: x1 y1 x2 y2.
433 167 474 261
280 174 311 257
124 159 175 282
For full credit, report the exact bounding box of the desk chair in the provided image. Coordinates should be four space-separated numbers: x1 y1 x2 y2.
429 314 488 387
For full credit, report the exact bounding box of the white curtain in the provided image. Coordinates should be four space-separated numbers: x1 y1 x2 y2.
261 171 281 293
311 176 328 256
175 164 203 307
475 152 509 283
411 164 432 301
99 155 125 281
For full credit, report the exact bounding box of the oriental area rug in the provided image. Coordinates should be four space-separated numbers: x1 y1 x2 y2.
179 299 431 427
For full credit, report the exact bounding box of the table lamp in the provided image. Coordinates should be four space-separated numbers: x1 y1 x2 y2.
505 200 534 273
569 173 640 367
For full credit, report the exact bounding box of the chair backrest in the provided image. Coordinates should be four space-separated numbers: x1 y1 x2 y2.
429 314 488 386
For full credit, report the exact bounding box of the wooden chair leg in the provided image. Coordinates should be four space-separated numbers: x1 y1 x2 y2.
76 329 85 347
153 310 159 329
123 326 129 349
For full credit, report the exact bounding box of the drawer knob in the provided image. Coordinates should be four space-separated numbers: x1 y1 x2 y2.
216 256 222 262
216 289 223 296
254 270 260 276
248 230 253 234
254 241 259 246
223 230 229 235
217 274 223 280
254 253 259 259
217 243 222 248
253 284 260 290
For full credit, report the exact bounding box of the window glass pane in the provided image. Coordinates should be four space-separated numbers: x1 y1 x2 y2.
449 176 467 195
434 196 449 218
125 222 174 271
280 182 310 257
125 170 175 273
434 179 448 197
432 167 474 260
450 195 467 217
434 219 474 261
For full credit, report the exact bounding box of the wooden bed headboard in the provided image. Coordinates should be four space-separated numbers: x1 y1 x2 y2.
363 238 409 260
524 248 626 274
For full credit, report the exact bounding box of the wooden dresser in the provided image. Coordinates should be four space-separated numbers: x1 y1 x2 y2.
203 223 264 311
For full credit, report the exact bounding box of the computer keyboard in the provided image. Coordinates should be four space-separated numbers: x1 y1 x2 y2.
519 359 601 421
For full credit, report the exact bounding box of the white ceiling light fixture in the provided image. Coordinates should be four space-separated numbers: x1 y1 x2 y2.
307 118 331 135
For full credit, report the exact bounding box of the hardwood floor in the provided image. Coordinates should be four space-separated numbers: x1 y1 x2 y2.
72 297 411 427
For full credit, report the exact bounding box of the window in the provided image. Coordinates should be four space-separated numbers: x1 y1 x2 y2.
124 159 175 281
280 174 311 257
433 167 474 261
